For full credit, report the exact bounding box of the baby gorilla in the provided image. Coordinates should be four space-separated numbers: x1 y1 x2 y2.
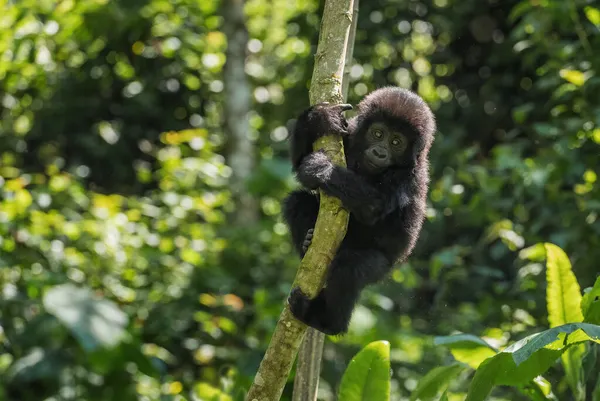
283 87 436 335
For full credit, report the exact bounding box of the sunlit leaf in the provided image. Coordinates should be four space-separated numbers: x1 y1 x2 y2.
465 323 600 401
545 243 583 327
338 341 391 401
434 334 497 369
585 6 600 26
559 69 587 86
544 243 585 398
519 243 547 262
194 383 232 401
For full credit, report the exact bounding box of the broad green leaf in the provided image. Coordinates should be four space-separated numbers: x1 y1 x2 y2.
43 284 129 352
434 334 497 369
544 243 585 399
582 277 600 324
409 363 465 401
439 391 449 401
465 323 600 401
544 243 583 327
338 341 391 401
464 355 498 401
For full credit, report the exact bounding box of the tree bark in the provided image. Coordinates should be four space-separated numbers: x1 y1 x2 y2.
292 1 359 400
222 0 259 225
245 0 355 399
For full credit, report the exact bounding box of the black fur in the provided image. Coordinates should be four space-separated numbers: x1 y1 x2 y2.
282 87 436 335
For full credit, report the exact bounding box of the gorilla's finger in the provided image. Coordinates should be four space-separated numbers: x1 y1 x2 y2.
335 104 353 112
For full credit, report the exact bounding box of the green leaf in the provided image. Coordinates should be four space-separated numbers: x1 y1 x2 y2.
465 323 600 401
194 383 232 401
409 363 465 401
545 243 583 327
544 243 585 399
584 6 600 26
582 277 600 324
518 376 557 401
519 243 547 262
439 391 449 401
43 284 129 352
434 334 497 369
559 69 587 86
530 376 556 400
338 341 391 401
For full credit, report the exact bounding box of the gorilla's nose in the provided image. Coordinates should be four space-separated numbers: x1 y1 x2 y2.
372 147 387 159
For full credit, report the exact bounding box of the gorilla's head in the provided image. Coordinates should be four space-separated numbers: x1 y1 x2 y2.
347 87 436 175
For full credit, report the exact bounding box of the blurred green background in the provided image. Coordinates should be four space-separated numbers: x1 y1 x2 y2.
1 0 599 400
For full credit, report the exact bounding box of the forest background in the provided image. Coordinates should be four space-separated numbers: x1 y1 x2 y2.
1 0 599 400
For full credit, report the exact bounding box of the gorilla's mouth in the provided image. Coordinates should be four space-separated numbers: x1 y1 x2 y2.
364 158 385 172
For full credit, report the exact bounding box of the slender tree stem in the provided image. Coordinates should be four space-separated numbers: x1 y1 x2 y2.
292 1 359 400
244 0 355 399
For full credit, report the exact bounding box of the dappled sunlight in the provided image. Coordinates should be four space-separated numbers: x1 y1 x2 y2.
1 0 599 400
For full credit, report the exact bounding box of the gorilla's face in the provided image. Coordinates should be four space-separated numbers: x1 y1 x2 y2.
360 121 411 174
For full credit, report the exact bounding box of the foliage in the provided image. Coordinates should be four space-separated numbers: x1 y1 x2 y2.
347 244 599 401
1 0 599 400
338 341 391 401
412 243 600 401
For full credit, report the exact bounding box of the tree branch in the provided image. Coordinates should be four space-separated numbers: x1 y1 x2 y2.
244 0 354 399
292 1 359 400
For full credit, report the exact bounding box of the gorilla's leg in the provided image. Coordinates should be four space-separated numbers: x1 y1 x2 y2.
282 190 319 257
288 248 390 335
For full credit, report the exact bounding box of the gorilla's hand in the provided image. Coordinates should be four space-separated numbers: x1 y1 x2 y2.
305 103 352 137
296 151 333 190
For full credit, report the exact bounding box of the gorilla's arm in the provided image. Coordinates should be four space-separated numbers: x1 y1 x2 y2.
290 108 316 172
296 153 413 224
290 103 352 171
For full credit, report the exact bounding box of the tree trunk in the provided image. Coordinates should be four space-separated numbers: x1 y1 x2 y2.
222 0 258 225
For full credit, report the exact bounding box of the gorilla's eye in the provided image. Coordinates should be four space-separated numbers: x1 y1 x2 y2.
391 135 407 151
373 130 383 138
